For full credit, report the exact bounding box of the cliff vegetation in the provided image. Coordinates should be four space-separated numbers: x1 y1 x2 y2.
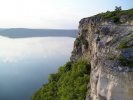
96 7 133 24
32 60 91 100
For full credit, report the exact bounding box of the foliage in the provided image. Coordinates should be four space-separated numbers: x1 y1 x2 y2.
118 39 129 49
75 37 81 47
115 6 122 11
82 39 88 49
31 60 91 100
80 35 88 49
74 36 88 50
118 33 133 49
118 55 133 67
96 8 133 24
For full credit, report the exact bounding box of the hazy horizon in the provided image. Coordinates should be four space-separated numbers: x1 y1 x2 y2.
0 27 78 30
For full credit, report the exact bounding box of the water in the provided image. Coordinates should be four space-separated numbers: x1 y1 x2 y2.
0 36 75 100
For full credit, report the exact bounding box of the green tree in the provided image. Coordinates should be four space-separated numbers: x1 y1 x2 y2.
115 6 122 11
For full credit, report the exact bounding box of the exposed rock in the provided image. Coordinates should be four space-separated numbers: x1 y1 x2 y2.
71 10 133 100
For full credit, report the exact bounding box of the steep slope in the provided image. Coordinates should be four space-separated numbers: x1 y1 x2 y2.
71 9 133 100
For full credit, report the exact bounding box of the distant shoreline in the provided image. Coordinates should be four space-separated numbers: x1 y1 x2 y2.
0 28 77 38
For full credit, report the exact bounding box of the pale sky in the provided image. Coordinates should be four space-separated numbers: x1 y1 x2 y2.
0 0 132 29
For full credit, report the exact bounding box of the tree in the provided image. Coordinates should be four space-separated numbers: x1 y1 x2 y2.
115 6 122 11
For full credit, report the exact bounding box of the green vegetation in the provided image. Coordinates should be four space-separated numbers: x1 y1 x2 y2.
96 7 133 24
115 6 122 11
82 39 88 49
119 39 129 49
32 59 91 100
117 33 133 67
118 55 133 67
74 36 88 49
75 37 81 47
118 33 133 49
80 35 88 49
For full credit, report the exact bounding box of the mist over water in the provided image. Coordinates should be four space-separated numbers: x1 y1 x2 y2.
0 36 75 100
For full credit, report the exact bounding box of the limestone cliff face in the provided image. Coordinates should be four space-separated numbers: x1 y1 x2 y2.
71 11 133 100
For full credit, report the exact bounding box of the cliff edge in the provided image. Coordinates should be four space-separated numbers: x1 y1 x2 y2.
71 9 133 100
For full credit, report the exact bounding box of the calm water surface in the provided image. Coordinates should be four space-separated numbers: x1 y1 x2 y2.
0 36 75 100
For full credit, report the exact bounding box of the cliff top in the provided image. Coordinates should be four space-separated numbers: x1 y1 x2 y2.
71 8 133 72
80 8 133 25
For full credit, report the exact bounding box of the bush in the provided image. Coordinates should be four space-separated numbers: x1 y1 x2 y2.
112 16 120 23
118 33 133 49
119 39 128 49
95 8 133 24
75 38 81 47
31 60 91 100
82 39 88 49
118 56 133 67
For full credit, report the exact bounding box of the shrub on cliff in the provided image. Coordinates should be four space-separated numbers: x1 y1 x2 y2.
31 59 91 100
96 8 133 23
118 32 133 49
118 55 133 67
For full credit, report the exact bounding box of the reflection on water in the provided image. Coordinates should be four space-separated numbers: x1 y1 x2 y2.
0 36 75 100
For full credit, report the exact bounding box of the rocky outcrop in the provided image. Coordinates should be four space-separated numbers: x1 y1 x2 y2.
71 10 133 100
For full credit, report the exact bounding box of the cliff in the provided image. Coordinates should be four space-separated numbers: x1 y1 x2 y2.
32 9 133 100
71 9 133 100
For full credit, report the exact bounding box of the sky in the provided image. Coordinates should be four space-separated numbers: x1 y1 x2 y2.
0 0 132 29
